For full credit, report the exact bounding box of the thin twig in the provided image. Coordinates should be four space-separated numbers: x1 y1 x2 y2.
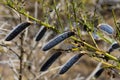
8 59 19 78
0 44 20 58
19 15 24 80
88 32 99 49
53 0 64 32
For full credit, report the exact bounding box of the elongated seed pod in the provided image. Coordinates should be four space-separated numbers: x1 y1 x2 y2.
59 53 84 74
5 21 32 41
40 52 62 71
35 26 47 41
97 23 114 35
94 68 104 78
42 31 75 51
108 42 120 53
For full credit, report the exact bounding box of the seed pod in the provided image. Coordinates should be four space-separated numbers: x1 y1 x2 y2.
35 26 47 41
40 52 62 71
97 23 114 35
108 42 120 53
5 21 32 41
59 53 84 74
94 68 104 78
42 31 75 51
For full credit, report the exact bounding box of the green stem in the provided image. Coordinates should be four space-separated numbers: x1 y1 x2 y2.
71 36 118 62
5 1 59 33
71 0 77 22
20 11 59 32
53 0 64 32
112 9 120 39
88 32 99 49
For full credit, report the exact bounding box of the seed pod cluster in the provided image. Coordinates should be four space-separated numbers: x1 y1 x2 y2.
42 31 75 51
35 26 47 41
5 21 32 41
94 68 104 78
97 23 114 35
59 53 84 74
108 42 120 53
40 52 62 71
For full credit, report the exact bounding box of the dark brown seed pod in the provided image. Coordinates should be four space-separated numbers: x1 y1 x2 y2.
40 52 62 71
59 53 84 74
35 26 47 41
42 31 75 51
5 21 32 41
108 42 120 53
94 68 104 78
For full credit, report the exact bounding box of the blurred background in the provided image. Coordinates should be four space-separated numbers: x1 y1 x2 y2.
0 0 120 80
